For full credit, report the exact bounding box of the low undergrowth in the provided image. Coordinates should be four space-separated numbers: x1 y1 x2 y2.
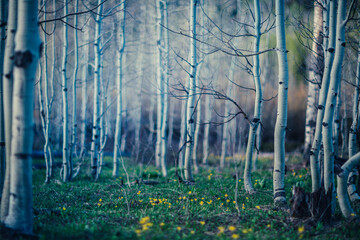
4 156 360 239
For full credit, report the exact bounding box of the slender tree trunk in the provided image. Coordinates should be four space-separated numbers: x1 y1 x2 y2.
167 98 174 148
347 39 360 201
333 82 341 156
3 0 41 233
337 152 360 218
192 93 201 173
178 99 187 173
304 1 323 165
160 0 169 177
1 0 16 222
69 0 79 175
310 0 336 192
90 0 103 179
155 0 165 169
42 0 55 183
244 0 262 193
183 0 198 182
273 0 289 205
80 22 90 160
0 0 7 199
322 0 346 210
113 2 125 178
98 73 108 179
202 92 211 164
61 1 71 182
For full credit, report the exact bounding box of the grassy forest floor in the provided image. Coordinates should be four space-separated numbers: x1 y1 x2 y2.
2 155 360 239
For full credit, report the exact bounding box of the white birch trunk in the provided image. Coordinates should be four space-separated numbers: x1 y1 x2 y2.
333 83 341 156
155 0 165 169
4 0 41 233
1 0 17 222
347 40 360 201
0 0 7 198
337 152 360 218
192 92 201 173
61 1 71 182
160 0 169 177
273 0 289 205
309 0 336 192
113 2 126 178
80 24 90 160
42 0 55 183
178 99 187 172
244 0 262 193
322 0 346 209
167 98 174 148
183 0 198 182
98 69 108 179
304 2 323 164
90 0 103 179
202 93 211 164
69 0 79 174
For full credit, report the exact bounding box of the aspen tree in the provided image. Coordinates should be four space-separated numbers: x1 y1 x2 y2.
61 1 71 182
113 1 126 178
80 22 90 160
1 0 16 222
309 0 336 192
90 0 103 179
322 0 347 203
4 0 41 233
244 0 262 193
304 1 323 164
184 0 198 182
347 40 360 201
273 0 289 205
337 152 360 218
0 0 7 196
69 0 79 172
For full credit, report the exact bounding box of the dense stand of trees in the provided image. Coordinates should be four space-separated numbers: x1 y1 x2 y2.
0 0 359 234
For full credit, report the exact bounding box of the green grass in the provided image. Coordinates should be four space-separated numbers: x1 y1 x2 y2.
9 156 360 239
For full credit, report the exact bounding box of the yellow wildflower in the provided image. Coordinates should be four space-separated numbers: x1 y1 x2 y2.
226 199 230 203
99 198 102 202
62 207 66 211
298 226 305 233
183 196 186 200
190 230 195 234
225 194 228 197
176 226 182 231
135 229 142 236
139 216 150 225
255 206 261 210
137 191 141 195
351 213 356 217
228 225 236 231
200 221 205 225
266 224 271 228
218 226 225 235
232 234 240 239
200 201 204 205
160 222 165 227
188 191 192 194
97 203 101 206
